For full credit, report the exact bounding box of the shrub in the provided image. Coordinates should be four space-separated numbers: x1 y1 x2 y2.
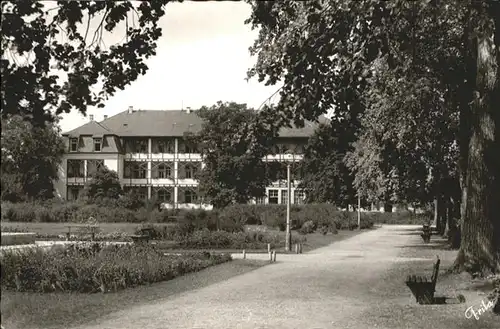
50 202 81 222
82 167 123 201
118 191 146 210
220 205 262 225
225 204 375 232
1 201 379 231
298 220 316 235
1 202 39 222
368 211 430 225
69 205 138 223
134 224 176 240
0 243 231 293
260 206 286 231
175 229 283 250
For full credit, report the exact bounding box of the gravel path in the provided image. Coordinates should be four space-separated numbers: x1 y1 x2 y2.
70 225 492 329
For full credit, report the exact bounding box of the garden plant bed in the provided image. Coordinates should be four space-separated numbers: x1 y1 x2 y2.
0 243 231 293
1 259 267 329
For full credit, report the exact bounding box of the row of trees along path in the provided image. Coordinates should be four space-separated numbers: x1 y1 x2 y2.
1 1 499 275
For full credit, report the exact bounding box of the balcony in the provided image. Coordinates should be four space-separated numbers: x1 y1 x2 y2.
263 153 303 162
124 153 150 160
150 153 176 160
150 178 176 185
176 153 202 161
121 178 148 185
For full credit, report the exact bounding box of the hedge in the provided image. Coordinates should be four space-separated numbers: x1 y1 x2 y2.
220 204 377 231
0 243 232 293
1 201 428 231
165 228 306 249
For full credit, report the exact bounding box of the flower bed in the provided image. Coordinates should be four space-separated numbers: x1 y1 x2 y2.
0 243 231 293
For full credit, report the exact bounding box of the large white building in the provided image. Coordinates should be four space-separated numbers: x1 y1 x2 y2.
56 107 325 208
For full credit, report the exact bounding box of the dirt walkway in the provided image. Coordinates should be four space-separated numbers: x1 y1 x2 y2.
71 225 497 329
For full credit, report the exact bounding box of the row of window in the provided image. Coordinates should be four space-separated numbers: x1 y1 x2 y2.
70 137 103 152
256 189 305 205
67 187 199 203
123 162 198 179
69 137 199 153
122 139 199 154
67 160 302 187
67 160 199 179
67 159 104 177
69 137 306 154
123 188 198 203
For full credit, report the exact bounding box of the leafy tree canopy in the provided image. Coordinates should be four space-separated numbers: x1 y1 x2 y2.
299 122 357 208
1 114 65 201
195 101 276 209
83 166 122 202
1 0 172 125
246 0 500 272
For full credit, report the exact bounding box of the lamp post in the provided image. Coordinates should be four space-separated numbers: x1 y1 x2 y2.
357 193 361 230
282 151 302 251
265 150 302 252
285 163 292 251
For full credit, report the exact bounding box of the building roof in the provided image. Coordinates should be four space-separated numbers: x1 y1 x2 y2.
63 120 113 137
63 109 328 138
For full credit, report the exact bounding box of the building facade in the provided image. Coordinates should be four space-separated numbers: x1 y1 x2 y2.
56 107 324 209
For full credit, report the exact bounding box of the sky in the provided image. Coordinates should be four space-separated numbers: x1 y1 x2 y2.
58 1 280 133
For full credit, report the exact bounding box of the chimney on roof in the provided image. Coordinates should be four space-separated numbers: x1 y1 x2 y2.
128 106 134 114
186 107 191 114
103 115 108 120
89 114 94 121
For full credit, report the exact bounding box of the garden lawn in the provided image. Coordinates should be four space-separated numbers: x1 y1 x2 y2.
1 259 267 329
0 221 371 256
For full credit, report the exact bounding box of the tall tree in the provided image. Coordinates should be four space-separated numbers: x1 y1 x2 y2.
299 122 357 208
83 166 122 202
1 0 171 125
195 102 276 209
1 115 65 201
457 1 500 273
346 62 461 220
246 0 500 272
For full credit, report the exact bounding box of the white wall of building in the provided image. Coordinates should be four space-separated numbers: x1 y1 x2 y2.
57 137 307 207
104 159 118 173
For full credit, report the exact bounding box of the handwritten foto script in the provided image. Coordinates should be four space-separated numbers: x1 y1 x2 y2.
465 299 494 320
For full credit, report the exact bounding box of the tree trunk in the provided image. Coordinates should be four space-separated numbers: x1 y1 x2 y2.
433 197 439 228
384 202 392 213
438 193 447 236
449 194 462 250
454 2 476 271
457 5 500 274
443 195 452 238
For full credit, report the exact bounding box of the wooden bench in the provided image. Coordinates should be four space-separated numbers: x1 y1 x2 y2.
405 256 440 304
421 224 432 243
65 224 99 241
129 227 156 244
